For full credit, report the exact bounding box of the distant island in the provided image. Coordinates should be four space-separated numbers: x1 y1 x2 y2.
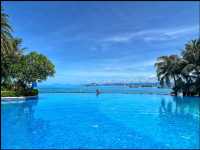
84 82 161 88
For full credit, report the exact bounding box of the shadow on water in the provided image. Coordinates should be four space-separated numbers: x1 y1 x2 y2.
1 100 50 148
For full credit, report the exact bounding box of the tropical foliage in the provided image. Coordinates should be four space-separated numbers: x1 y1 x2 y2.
1 7 55 95
11 52 55 89
1 6 13 55
155 39 200 96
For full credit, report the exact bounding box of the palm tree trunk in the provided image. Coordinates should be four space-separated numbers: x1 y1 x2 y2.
173 75 177 96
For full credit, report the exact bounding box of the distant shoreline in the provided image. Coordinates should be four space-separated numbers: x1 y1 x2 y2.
38 91 170 95
84 82 160 87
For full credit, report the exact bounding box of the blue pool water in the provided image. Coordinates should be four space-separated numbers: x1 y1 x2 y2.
1 93 200 149
38 85 171 95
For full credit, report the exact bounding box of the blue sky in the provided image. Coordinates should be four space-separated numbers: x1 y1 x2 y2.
3 1 199 85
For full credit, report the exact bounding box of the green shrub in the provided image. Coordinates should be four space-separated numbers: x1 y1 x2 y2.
1 91 20 97
1 89 38 97
24 89 38 96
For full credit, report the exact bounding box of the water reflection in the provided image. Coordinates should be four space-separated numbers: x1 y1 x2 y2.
158 96 200 149
1 100 50 148
159 96 200 120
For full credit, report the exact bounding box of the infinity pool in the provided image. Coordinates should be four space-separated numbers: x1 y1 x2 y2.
1 93 200 149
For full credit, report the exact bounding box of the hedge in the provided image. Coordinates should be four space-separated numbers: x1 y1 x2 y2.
1 89 38 97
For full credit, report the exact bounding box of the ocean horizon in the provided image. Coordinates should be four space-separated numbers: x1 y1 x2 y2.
38 84 171 95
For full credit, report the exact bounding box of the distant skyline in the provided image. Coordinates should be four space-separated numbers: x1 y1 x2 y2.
3 1 199 85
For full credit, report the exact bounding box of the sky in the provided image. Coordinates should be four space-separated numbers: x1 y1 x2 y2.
3 1 200 85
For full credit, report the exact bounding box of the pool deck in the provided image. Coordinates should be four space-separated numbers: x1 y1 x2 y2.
1 95 38 101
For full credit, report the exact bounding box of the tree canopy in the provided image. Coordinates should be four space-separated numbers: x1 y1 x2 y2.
12 52 55 85
155 39 200 96
1 6 55 91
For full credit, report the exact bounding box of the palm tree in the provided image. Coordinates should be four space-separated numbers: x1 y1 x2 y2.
1 38 24 87
182 39 200 77
181 39 200 96
155 39 200 96
1 6 14 55
155 56 170 87
155 55 180 95
1 7 24 88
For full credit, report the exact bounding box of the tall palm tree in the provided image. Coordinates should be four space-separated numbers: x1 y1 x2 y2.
155 55 180 95
1 6 14 55
1 38 24 85
181 39 200 96
1 7 26 89
155 39 200 96
155 56 170 87
182 39 200 77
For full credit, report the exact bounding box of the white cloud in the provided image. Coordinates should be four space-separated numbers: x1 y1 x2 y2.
54 59 156 78
103 25 199 43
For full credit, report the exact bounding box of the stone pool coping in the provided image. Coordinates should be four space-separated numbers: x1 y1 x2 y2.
1 95 38 101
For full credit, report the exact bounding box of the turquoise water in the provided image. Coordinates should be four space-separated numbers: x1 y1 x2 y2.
38 85 171 94
1 92 200 149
